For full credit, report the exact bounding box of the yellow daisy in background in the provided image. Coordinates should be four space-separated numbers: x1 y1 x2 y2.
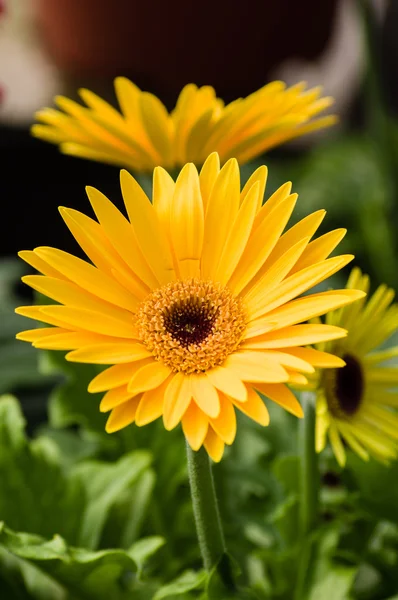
315 267 398 467
16 153 362 461
32 79 336 172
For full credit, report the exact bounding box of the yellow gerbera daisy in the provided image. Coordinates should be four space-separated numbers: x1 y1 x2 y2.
16 153 362 461
31 79 336 172
315 268 398 467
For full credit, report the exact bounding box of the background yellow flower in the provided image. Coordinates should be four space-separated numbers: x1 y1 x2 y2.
315 267 398 466
31 79 337 172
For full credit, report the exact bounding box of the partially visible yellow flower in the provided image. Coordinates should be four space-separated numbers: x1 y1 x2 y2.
16 153 361 461
315 268 398 467
32 79 336 172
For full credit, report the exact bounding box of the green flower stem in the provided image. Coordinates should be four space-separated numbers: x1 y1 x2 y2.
186 444 235 590
298 391 319 537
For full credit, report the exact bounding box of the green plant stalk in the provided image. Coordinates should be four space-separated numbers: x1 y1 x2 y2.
298 391 319 537
186 444 235 590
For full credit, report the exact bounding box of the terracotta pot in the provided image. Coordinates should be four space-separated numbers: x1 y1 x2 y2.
33 0 338 104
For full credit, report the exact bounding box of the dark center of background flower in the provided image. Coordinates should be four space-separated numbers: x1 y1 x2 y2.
163 300 216 347
325 353 364 418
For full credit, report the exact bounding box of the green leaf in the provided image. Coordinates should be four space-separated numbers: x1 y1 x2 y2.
35 427 101 467
153 570 207 599
0 395 84 544
128 537 165 579
72 451 152 549
0 522 152 600
304 527 359 600
120 469 157 548
307 566 357 600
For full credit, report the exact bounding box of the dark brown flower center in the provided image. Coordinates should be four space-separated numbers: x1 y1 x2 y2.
137 279 247 373
163 299 216 347
325 353 364 418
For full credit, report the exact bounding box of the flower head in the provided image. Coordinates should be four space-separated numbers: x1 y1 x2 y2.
315 268 398 466
32 79 336 172
17 153 361 461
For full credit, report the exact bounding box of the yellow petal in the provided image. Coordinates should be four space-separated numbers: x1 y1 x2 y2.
153 166 175 229
228 194 297 295
16 327 69 343
351 421 397 459
203 427 225 462
290 229 347 274
88 360 149 393
15 306 77 329
215 182 260 285
34 331 124 351
170 163 204 278
135 376 172 426
209 393 237 445
329 423 347 467
252 181 291 228
315 408 330 452
85 186 158 289
223 352 289 383
66 342 151 364
61 142 139 170
40 306 137 338
244 255 355 321
287 372 309 386
18 250 65 279
105 396 142 433
261 350 315 373
337 422 369 461
201 158 240 279
230 386 270 425
284 347 346 368
22 275 135 322
100 385 133 412
243 236 310 310
191 374 220 418
367 367 398 384
240 165 267 210
120 169 175 283
34 246 138 312
206 366 247 401
127 361 172 395
199 152 220 213
250 289 365 328
244 324 347 347
163 373 192 430
185 108 216 163
264 210 326 270
59 207 148 299
254 383 303 417
139 92 172 163
182 402 209 451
